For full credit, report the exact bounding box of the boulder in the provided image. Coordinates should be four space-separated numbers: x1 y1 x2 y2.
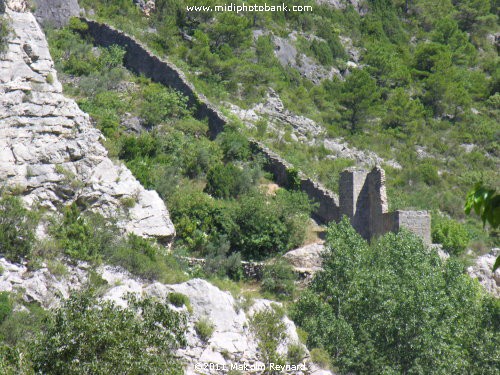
33 0 80 27
467 249 500 298
283 242 325 273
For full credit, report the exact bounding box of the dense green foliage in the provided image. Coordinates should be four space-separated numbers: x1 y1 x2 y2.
292 218 500 374
431 213 471 255
0 195 37 263
31 291 186 375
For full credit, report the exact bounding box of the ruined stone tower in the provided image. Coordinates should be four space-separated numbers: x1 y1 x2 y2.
339 166 431 244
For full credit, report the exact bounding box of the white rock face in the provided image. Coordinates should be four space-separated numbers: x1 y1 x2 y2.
0 8 175 241
467 249 500 298
0 257 88 308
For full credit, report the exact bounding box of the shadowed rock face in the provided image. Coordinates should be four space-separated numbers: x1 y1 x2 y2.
33 0 80 27
0 7 175 241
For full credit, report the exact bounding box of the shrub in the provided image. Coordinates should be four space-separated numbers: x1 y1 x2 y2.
417 161 440 186
0 18 9 54
310 348 331 370
204 163 256 199
217 129 252 162
168 292 191 311
140 83 190 126
0 293 12 325
233 190 313 260
168 186 237 251
105 234 187 283
287 343 306 365
261 259 296 299
0 195 37 262
194 317 214 343
250 305 287 368
432 214 470 255
52 203 118 262
31 291 186 374
203 235 243 281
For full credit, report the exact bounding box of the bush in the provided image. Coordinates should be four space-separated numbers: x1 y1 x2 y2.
0 18 8 54
168 293 191 311
204 163 256 199
0 293 12 325
292 217 499 374
432 214 470 255
203 235 243 281
168 186 237 251
140 83 190 126
261 259 296 299
31 291 186 375
287 343 306 365
51 203 118 262
0 195 37 262
217 128 252 162
417 161 440 186
194 317 214 343
310 348 331 370
233 190 313 260
250 305 287 367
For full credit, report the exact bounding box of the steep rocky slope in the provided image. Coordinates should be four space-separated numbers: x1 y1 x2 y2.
0 256 331 374
0 4 174 241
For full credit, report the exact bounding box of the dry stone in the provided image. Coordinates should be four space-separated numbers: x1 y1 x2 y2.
467 249 500 298
0 7 175 241
33 0 81 27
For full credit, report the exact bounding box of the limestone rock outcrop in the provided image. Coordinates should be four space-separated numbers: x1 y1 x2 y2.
0 7 175 241
283 242 325 274
33 0 81 27
467 249 500 298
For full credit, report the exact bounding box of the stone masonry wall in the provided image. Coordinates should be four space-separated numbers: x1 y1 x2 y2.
384 211 432 245
79 19 431 244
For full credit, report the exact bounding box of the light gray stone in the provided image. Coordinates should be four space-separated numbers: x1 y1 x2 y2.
0 9 175 242
33 0 80 27
283 242 325 273
467 249 500 298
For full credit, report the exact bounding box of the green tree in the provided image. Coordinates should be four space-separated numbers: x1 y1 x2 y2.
339 69 380 133
0 195 37 263
293 217 500 374
382 87 425 132
32 291 186 375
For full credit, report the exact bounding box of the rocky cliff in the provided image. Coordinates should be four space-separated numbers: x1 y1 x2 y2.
0 4 175 241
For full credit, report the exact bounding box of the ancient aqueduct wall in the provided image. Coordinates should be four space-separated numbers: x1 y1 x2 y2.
80 19 431 244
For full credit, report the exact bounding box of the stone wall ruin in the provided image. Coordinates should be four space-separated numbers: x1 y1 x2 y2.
80 18 431 245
